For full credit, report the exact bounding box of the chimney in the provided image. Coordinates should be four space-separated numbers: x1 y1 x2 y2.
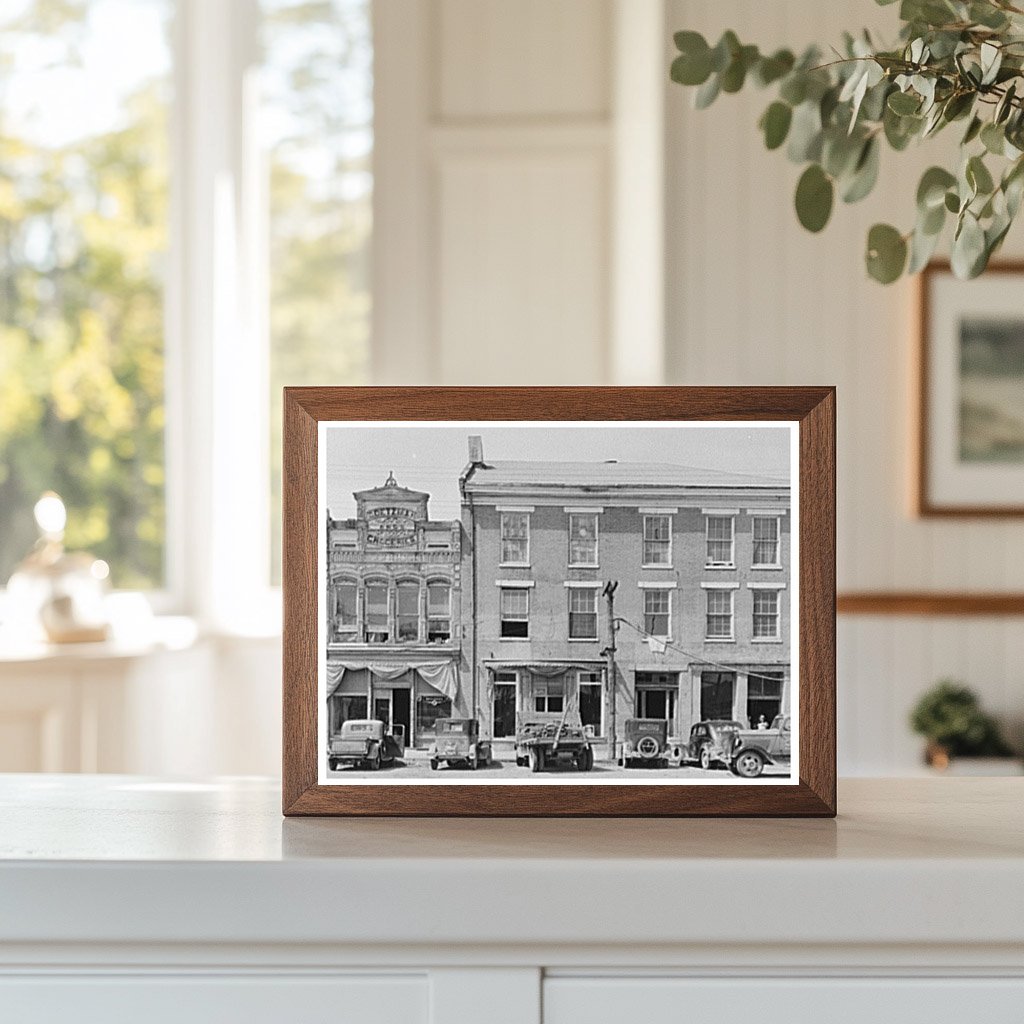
468 435 484 465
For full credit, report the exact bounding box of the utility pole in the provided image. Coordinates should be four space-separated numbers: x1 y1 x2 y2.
602 580 619 762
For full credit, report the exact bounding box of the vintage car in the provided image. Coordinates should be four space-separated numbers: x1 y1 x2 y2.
726 715 792 778
618 718 683 768
327 719 405 771
515 711 593 772
429 718 492 771
686 719 744 770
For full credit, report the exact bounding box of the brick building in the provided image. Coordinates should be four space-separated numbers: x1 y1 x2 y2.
459 437 790 759
324 472 466 749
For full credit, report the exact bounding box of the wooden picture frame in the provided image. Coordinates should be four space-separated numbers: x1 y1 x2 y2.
283 387 836 816
917 260 1024 517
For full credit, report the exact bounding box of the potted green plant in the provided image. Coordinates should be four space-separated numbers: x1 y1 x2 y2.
909 679 1017 771
670 0 1024 283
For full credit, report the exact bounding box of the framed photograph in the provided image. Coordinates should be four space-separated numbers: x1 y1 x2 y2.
917 261 1024 516
283 387 835 816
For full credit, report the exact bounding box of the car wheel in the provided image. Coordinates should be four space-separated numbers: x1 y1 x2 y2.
699 746 712 771
579 746 594 772
468 755 477 771
528 748 541 773
734 750 765 778
370 748 382 771
430 758 439 771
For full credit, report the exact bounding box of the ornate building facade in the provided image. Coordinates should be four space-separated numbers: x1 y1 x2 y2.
324 473 465 749
459 438 791 759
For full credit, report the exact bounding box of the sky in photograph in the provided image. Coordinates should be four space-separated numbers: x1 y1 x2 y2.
324 423 792 521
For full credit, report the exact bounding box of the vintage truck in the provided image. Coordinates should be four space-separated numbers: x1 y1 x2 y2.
726 714 792 778
429 718 492 771
618 718 683 768
327 719 406 772
514 709 594 773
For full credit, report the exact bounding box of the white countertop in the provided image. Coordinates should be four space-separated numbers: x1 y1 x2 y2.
1 775 1023 953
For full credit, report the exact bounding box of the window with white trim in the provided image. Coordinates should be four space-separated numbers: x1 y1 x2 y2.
568 587 598 640
642 514 671 566
752 589 780 639
568 512 598 566
705 515 735 567
500 587 529 638
643 588 671 638
705 589 734 640
500 512 530 564
364 581 388 643
334 580 358 640
396 580 420 642
426 581 451 643
752 515 781 567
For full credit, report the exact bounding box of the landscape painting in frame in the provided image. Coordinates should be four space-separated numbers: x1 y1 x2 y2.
920 263 1024 515
317 421 799 786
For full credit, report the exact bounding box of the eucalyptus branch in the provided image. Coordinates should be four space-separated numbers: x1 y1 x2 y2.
670 0 1024 283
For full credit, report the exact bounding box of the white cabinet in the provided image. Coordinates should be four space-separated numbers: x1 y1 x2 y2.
545 977 1024 1024
1 777 1022 1022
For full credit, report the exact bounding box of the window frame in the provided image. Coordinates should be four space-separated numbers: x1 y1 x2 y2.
567 586 599 641
704 587 735 642
499 585 530 639
567 512 599 567
642 587 672 640
578 669 604 737
705 514 736 568
641 513 672 568
752 514 782 569
499 511 531 567
426 579 452 644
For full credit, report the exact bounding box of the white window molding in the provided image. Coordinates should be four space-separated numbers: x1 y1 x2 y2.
563 581 604 588
494 506 535 513
638 506 678 514
701 581 740 590
701 507 740 516
564 506 604 513
746 507 789 515
638 581 677 588
495 580 535 588
747 582 788 590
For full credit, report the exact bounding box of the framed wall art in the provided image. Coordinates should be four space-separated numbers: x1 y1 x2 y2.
917 261 1024 517
282 387 836 816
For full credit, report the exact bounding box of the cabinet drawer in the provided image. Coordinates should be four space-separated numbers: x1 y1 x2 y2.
0 974 428 1024
544 976 1024 1023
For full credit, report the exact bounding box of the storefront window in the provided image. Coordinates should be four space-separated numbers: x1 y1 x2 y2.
747 672 783 728
700 671 735 721
330 693 368 732
397 581 420 642
415 694 451 739
427 582 451 642
364 582 388 642
534 675 564 713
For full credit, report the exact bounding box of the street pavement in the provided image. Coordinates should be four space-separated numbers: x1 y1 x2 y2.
326 751 789 781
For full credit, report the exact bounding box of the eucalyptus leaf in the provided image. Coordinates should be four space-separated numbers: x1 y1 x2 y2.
760 101 793 150
981 121 1006 155
908 221 942 273
694 73 721 109
967 154 995 195
787 101 823 162
866 223 908 283
951 211 986 278
795 164 834 232
917 166 957 210
888 90 921 115
842 137 881 203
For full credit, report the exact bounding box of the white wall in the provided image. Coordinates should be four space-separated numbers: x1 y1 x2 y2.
665 0 1024 771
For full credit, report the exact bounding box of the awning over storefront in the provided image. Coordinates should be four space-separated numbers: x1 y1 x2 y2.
327 660 458 701
484 660 604 677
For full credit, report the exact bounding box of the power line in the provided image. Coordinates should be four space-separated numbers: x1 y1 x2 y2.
613 616 789 685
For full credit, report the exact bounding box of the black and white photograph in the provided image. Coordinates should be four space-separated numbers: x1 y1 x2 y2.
317 422 798 785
